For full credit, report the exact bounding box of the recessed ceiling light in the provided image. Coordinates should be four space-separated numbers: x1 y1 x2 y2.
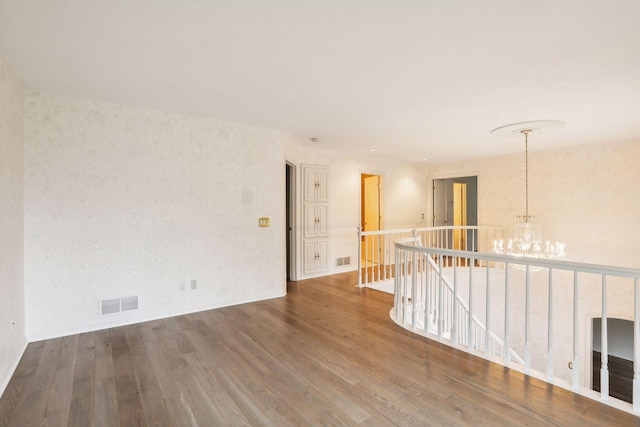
368 149 377 152
421 158 429 161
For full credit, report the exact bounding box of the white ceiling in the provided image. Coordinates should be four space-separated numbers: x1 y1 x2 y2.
1 1 639 163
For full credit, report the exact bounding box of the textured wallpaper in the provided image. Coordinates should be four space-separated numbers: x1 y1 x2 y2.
0 50 26 395
24 92 286 339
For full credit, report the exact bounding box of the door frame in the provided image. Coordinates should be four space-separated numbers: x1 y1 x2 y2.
429 173 479 250
286 161 297 282
586 312 634 391
361 173 383 233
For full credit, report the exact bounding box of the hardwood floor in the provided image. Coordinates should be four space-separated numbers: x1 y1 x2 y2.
1 271 637 426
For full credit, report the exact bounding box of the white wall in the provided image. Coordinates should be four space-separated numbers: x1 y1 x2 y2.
0 50 27 396
24 92 288 340
285 144 430 279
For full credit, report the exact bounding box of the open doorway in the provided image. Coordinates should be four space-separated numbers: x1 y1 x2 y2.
592 317 633 403
361 173 383 266
432 176 477 251
361 174 382 232
286 162 296 282
453 182 467 250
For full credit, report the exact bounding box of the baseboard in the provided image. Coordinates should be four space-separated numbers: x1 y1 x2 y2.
0 337 28 399
26 291 286 343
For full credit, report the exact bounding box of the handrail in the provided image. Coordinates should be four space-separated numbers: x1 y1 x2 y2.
396 245 640 278
392 238 640 416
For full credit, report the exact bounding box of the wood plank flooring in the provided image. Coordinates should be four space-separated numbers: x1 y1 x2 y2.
1 271 638 426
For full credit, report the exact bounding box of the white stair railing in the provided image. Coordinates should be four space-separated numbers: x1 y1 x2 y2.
392 235 523 364
392 240 640 417
357 225 505 287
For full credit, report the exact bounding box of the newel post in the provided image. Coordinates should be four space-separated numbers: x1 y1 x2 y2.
357 226 362 287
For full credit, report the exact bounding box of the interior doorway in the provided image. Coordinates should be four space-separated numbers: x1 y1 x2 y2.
361 173 383 266
453 182 467 250
285 162 296 282
361 174 382 232
591 317 633 403
432 176 477 251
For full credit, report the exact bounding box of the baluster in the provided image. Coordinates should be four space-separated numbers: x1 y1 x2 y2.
547 268 554 381
452 259 458 345
402 250 409 324
364 235 369 285
525 265 531 373
468 259 474 351
424 253 430 335
634 278 640 412
394 246 400 318
357 226 362 287
438 255 444 340
601 275 609 400
472 227 476 253
376 234 380 283
485 262 491 358
383 234 388 281
504 263 511 367
572 271 579 389
411 250 418 329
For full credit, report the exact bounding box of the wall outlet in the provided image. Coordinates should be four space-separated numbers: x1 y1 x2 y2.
179 281 186 292
190 279 197 290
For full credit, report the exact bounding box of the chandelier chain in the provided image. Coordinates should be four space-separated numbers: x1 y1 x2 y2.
521 129 531 223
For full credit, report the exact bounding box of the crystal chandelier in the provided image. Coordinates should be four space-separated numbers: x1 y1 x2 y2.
490 121 566 260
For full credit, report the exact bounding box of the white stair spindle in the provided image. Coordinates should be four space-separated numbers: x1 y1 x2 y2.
424 254 430 335
634 278 640 413
504 263 511 367
485 263 491 358
364 236 369 284
357 227 362 286
393 246 398 315
601 275 609 400
525 265 531 373
546 268 554 381
411 250 418 329
468 260 474 351
572 271 579 390
452 260 458 345
438 255 444 340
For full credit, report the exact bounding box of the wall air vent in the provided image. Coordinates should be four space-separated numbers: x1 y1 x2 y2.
336 256 351 266
101 298 121 315
121 296 139 312
100 296 139 315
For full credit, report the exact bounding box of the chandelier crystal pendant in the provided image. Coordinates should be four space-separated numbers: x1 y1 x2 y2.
490 121 566 261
